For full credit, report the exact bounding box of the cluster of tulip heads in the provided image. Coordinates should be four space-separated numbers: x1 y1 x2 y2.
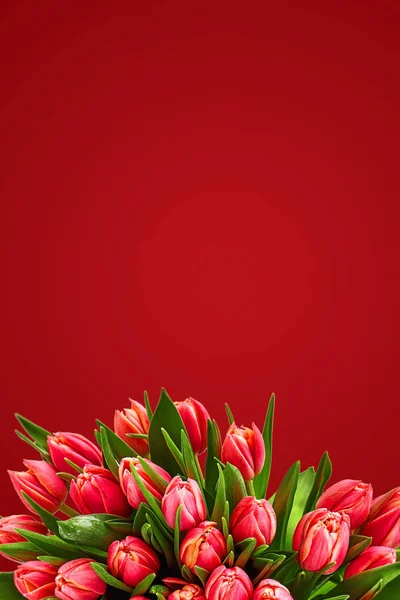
1 390 399 600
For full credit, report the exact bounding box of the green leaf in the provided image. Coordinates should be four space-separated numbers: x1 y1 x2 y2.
253 393 275 499
21 491 59 534
37 556 66 566
225 403 235 426
129 463 166 524
15 529 83 560
99 426 122 479
284 466 315 549
235 537 257 569
14 414 52 451
269 460 300 551
131 573 156 597
181 429 204 490
344 535 372 564
304 451 332 513
195 566 209 587
145 512 175 567
96 420 136 461
211 465 227 525
223 462 247 512
374 574 400 599
14 430 51 460
161 428 185 473
205 419 222 497
0 572 24 599
90 562 132 593
144 391 153 421
0 541 40 562
174 505 183 569
325 562 400 599
64 458 83 474
58 514 132 551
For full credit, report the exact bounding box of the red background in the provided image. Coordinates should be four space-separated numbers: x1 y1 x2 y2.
1 1 399 570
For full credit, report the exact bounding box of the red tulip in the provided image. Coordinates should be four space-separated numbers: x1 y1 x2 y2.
345 546 397 579
230 496 277 547
0 515 48 562
8 460 67 515
180 521 226 573
361 487 400 548
161 476 206 531
169 583 206 599
205 565 253 600
14 561 57 600
48 431 102 474
254 579 294 600
221 423 265 481
114 399 149 455
316 479 373 529
174 397 210 454
293 508 351 574
70 465 131 517
55 558 106 600
108 535 160 587
119 456 171 509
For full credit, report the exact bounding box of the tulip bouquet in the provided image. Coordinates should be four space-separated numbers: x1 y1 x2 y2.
1 390 399 600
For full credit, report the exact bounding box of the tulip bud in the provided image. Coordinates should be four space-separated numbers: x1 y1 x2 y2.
161 476 207 531
293 508 351 574
361 487 400 548
230 496 277 547
107 535 160 587
0 515 48 563
119 456 171 509
174 397 210 455
345 546 397 579
180 521 226 573
205 565 253 600
316 479 373 529
70 465 131 517
169 584 206 599
14 560 57 600
48 431 103 474
54 558 106 600
254 579 294 600
221 422 265 481
114 399 149 455
8 460 67 515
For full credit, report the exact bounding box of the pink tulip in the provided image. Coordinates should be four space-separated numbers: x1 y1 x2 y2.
108 535 160 587
316 479 373 529
221 422 265 481
254 579 294 600
114 399 149 455
119 456 171 509
55 558 106 600
345 546 397 579
14 560 57 600
48 431 102 474
161 476 206 531
169 583 206 599
230 496 277 547
180 521 226 573
361 487 400 548
8 460 67 515
205 565 253 600
0 515 48 562
293 508 351 574
70 465 131 517
174 397 210 454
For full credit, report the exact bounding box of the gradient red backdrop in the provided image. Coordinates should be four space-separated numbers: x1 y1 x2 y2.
1 1 399 570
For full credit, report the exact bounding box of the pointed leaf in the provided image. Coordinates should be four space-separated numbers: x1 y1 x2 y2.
96 420 136 460
325 562 400 599
21 491 59 534
144 391 153 421
90 562 132 592
223 463 247 511
131 573 156 596
205 419 222 497
225 403 235 426
284 466 315 549
269 460 300 550
149 388 187 475
15 414 52 451
0 572 24 599
304 451 332 513
0 541 40 562
253 393 275 499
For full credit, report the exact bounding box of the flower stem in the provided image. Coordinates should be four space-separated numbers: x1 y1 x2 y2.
60 503 79 518
245 479 256 496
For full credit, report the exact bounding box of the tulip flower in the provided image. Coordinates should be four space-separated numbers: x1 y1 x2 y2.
108 535 160 587
54 558 106 600
8 460 67 515
114 399 149 455
345 546 397 579
180 521 226 573
70 465 131 517
316 479 373 529
161 476 207 531
14 560 57 600
169 583 206 599
230 496 277 547
293 508 351 574
119 456 171 509
47 431 103 474
254 579 294 600
221 422 265 481
205 565 253 600
174 397 210 454
0 515 48 562
361 486 400 548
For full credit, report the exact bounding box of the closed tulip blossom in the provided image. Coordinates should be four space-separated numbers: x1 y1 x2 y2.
254 579 294 600
180 521 226 573
174 397 210 454
108 536 160 587
169 583 206 599
230 496 277 547
55 558 106 600
70 465 131 517
161 476 206 531
221 422 265 481
114 399 150 455
345 546 397 579
48 432 103 474
14 561 57 600
293 508 351 574
8 460 67 515
205 565 253 600
361 487 400 548
119 456 171 509
0 515 48 562
316 479 373 529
